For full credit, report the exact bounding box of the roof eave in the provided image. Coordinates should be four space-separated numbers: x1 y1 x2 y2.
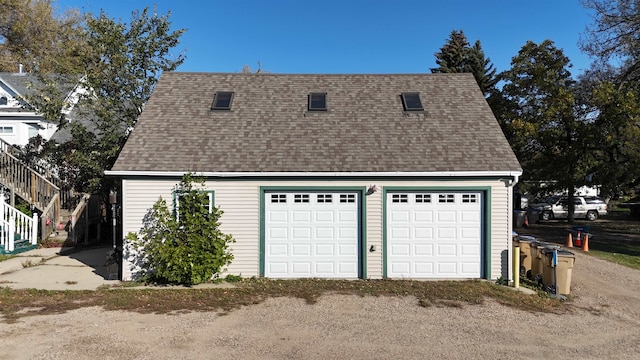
105 170 523 178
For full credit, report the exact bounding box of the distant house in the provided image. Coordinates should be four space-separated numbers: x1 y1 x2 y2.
107 72 523 281
0 68 86 147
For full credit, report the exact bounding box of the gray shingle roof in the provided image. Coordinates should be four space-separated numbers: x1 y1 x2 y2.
0 73 33 96
112 72 521 173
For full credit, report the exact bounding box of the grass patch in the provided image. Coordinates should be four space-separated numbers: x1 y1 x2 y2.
587 250 640 270
0 279 568 323
521 211 640 269
0 254 14 262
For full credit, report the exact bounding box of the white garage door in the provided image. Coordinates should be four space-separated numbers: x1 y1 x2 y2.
386 192 482 279
264 191 360 278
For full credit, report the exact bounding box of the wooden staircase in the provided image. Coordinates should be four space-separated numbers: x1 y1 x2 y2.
0 138 81 249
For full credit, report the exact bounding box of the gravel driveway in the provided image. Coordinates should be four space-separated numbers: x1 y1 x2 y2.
2 250 640 359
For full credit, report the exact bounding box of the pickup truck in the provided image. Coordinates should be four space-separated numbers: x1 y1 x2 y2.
530 196 608 221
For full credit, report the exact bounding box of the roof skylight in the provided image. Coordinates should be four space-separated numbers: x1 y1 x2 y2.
211 91 234 110
308 92 327 111
401 92 423 111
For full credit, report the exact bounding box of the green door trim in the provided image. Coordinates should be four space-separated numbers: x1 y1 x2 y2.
259 186 367 278
382 186 492 279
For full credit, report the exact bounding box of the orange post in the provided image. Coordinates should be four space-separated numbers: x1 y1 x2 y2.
575 231 582 247
582 233 589 252
566 232 573 247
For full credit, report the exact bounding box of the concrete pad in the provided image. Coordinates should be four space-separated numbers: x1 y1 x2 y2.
0 246 119 290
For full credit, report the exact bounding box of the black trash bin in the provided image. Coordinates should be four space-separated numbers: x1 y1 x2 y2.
513 210 527 228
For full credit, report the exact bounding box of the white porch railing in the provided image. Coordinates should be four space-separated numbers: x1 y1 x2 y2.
0 196 38 253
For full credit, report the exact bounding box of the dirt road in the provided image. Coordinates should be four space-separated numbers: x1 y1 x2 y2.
1 250 640 359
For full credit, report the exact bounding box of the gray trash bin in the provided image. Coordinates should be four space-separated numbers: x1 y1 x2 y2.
514 210 527 228
542 248 575 295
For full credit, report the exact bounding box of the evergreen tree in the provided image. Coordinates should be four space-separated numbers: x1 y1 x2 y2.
431 30 469 73
431 30 497 96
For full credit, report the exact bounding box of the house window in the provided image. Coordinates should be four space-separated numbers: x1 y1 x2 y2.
0 97 7 105
415 194 431 203
340 194 356 203
294 194 310 203
317 194 333 203
174 190 215 221
271 194 287 203
211 91 234 110
392 194 408 203
308 92 327 111
401 92 423 111
0 126 13 134
438 194 455 203
462 194 478 203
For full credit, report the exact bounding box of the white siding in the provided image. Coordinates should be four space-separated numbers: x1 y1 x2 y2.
366 189 383 279
120 177 512 281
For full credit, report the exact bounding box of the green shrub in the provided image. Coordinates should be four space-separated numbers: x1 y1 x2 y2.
128 173 235 286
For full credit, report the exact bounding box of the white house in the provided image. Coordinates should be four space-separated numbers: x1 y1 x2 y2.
0 68 84 147
107 72 523 281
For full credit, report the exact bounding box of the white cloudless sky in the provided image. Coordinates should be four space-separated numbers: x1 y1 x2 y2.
56 0 596 76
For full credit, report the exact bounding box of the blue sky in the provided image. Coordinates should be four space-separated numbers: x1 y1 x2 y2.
55 0 596 76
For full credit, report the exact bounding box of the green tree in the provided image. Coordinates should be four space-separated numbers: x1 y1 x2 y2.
0 0 87 73
431 30 469 74
581 0 640 86
128 174 235 285
495 40 589 222
586 82 640 197
580 0 640 197
431 30 497 95
28 7 185 193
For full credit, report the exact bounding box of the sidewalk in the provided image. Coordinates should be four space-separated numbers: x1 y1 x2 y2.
0 246 119 290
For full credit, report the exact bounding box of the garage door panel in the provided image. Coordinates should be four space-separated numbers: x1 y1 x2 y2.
338 210 357 222
315 227 334 239
292 262 311 275
269 211 288 222
338 263 357 275
438 227 457 239
268 244 288 256
414 262 434 275
461 262 480 276
316 244 334 256
269 227 288 239
461 244 480 256
391 210 410 222
268 263 287 275
292 244 311 256
437 244 457 256
414 244 433 256
414 227 433 239
315 211 334 222
315 262 334 274
391 262 410 274
265 191 360 278
461 227 480 240
391 227 410 239
292 211 311 222
414 211 433 222
438 262 457 275
338 227 357 239
461 210 480 223
387 192 482 279
292 227 311 239
391 243 410 256
338 244 357 256
437 211 457 222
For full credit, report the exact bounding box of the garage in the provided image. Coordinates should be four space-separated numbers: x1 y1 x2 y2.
264 191 361 278
386 191 483 279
